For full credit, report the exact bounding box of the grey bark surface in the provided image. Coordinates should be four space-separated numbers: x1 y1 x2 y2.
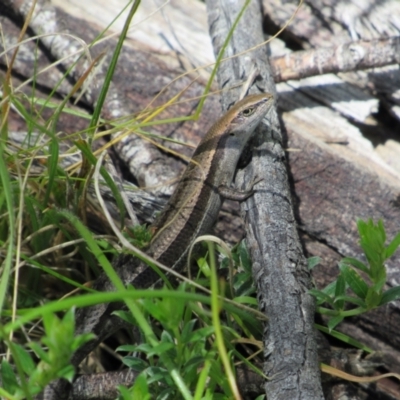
271 36 400 82
69 369 138 400
205 1 324 399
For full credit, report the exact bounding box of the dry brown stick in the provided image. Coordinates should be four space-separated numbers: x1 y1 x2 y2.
205 0 324 399
271 36 400 82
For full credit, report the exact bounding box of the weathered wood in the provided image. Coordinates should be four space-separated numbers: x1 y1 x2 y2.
205 1 323 399
271 37 400 82
70 369 138 400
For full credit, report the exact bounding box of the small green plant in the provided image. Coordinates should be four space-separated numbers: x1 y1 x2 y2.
118 373 151 400
118 307 215 398
115 284 250 399
125 224 153 249
112 240 264 400
310 219 400 330
0 309 93 399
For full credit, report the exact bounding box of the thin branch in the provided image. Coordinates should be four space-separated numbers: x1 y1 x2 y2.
272 36 400 82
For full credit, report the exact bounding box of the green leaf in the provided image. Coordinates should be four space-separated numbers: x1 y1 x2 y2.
113 310 138 326
365 288 382 309
160 330 174 344
377 220 387 246
117 344 139 352
316 306 338 316
307 256 321 270
122 357 148 371
380 286 400 305
181 319 197 344
316 324 373 353
185 356 206 369
358 219 386 248
209 359 231 395
334 274 346 310
327 314 344 331
197 256 211 278
10 343 35 375
146 366 171 385
63 307 75 327
29 342 50 363
186 327 215 344
118 385 132 399
333 295 365 308
363 245 384 277
133 343 153 354
233 273 255 297
320 279 341 297
308 289 334 306
339 264 368 299
162 297 185 328
120 373 151 400
371 267 386 293
1 359 19 394
232 296 259 306
72 332 95 351
356 219 367 237
340 257 369 275
147 342 174 358
56 365 75 382
143 296 185 330
238 241 252 271
357 219 386 273
42 309 60 346
157 387 176 399
385 232 400 259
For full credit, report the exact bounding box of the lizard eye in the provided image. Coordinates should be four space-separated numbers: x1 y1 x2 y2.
242 106 255 117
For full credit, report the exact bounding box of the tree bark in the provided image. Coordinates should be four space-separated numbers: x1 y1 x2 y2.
205 1 324 399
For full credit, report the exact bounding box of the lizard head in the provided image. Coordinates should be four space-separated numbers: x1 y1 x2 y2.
227 93 274 138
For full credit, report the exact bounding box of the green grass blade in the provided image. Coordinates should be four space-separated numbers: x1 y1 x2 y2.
89 0 141 135
194 0 251 120
380 286 400 306
43 137 60 206
0 148 15 314
207 241 240 399
315 324 373 353
74 140 126 226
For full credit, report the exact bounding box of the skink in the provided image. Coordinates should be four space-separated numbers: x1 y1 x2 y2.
41 92 274 399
